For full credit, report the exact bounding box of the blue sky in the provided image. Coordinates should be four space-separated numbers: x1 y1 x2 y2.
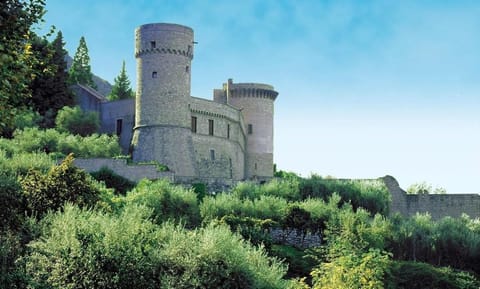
40 0 480 193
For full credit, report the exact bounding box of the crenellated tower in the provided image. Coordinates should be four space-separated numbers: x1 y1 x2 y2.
131 23 196 177
219 79 278 180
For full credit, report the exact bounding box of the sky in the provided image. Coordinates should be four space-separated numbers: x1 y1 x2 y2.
39 0 480 193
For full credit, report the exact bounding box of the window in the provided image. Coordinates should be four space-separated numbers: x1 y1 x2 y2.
186 66 189 73
248 124 253 134
191 116 197 133
208 119 214 136
227 124 230 139
152 71 157 78
116 119 123 136
150 41 156 49
210 149 215 161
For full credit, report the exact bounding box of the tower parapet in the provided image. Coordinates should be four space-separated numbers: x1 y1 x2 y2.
216 79 278 179
131 23 196 177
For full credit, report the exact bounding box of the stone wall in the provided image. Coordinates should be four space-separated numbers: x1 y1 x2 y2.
73 158 174 182
269 228 322 249
99 98 135 154
382 176 480 220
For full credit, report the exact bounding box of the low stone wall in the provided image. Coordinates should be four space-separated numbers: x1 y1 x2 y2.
73 158 174 183
269 228 322 249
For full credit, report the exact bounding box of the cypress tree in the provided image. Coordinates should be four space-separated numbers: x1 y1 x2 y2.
68 36 96 88
107 60 134 100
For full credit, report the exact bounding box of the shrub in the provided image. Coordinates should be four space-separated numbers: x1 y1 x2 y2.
25 204 289 289
90 166 135 195
55 105 99 136
299 176 391 215
21 154 100 217
125 179 200 228
0 174 24 230
385 261 480 289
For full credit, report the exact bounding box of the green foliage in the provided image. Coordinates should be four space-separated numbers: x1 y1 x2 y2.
299 175 391 215
0 174 24 230
68 36 96 88
107 60 134 100
232 179 300 201
29 31 74 128
385 261 480 289
217 215 276 248
311 207 392 289
406 181 447 194
269 245 316 280
386 213 480 274
55 105 99 136
192 182 207 201
125 179 201 228
25 204 289 289
90 166 135 195
10 127 121 157
0 0 46 134
0 150 54 177
21 154 100 217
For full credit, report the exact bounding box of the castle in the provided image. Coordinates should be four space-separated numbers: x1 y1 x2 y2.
75 23 278 183
73 23 479 219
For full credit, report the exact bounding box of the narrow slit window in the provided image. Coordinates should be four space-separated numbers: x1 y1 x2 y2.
191 116 197 133
208 119 214 136
152 71 157 78
227 124 230 139
210 149 215 161
150 41 156 49
186 66 189 73
116 119 123 136
248 124 253 134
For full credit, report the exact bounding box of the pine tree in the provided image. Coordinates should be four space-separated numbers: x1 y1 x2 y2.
30 31 75 128
107 60 134 100
68 36 96 88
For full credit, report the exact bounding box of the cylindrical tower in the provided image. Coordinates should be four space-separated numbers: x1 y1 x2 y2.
131 23 196 177
226 80 278 180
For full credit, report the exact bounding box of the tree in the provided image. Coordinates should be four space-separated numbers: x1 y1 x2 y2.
55 106 99 136
21 153 100 218
107 60 134 100
68 36 96 88
29 31 74 128
0 0 46 135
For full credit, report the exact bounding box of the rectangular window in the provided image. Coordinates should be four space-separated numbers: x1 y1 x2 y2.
227 124 230 139
150 41 156 49
152 71 157 78
210 149 215 161
116 119 123 136
208 119 214 136
248 124 253 134
191 116 197 133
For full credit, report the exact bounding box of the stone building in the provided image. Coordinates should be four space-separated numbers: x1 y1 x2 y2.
76 23 278 183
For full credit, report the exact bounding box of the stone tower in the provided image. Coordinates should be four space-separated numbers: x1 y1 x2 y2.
225 80 278 179
131 23 196 177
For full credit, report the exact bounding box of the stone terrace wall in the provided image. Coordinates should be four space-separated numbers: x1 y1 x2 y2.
74 158 174 183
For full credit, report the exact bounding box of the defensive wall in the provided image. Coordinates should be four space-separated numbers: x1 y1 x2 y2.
382 176 480 220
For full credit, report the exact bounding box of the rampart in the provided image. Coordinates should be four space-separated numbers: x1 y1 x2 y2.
382 176 480 220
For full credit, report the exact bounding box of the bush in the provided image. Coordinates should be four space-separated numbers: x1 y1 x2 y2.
125 179 200 228
25 204 289 289
299 176 391 215
55 105 99 136
0 174 24 230
10 127 121 158
21 154 100 217
385 261 480 289
90 166 135 195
